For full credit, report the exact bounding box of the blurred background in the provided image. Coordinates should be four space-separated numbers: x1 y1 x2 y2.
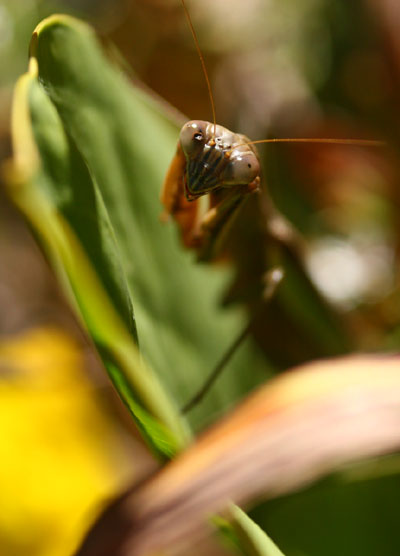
1 0 400 555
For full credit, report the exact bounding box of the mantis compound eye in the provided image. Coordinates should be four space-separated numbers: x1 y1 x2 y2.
179 120 207 156
222 150 260 186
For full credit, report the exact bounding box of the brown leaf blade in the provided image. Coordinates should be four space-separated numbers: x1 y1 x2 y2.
77 355 400 556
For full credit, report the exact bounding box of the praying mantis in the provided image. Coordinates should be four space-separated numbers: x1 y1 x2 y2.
160 0 384 411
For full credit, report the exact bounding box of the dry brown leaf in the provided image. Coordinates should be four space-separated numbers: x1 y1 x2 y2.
77 355 400 556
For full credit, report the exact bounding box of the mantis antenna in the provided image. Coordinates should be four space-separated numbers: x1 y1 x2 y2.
180 0 217 141
180 0 385 151
232 137 386 151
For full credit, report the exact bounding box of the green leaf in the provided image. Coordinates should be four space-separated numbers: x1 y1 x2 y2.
9 63 189 458
28 15 272 428
8 12 272 459
228 505 286 556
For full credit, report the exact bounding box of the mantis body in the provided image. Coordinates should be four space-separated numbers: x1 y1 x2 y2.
161 0 383 410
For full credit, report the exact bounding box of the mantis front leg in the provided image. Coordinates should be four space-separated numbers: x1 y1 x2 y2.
196 178 260 261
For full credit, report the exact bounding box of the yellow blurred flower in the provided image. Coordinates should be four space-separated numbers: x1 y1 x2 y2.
0 326 141 556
